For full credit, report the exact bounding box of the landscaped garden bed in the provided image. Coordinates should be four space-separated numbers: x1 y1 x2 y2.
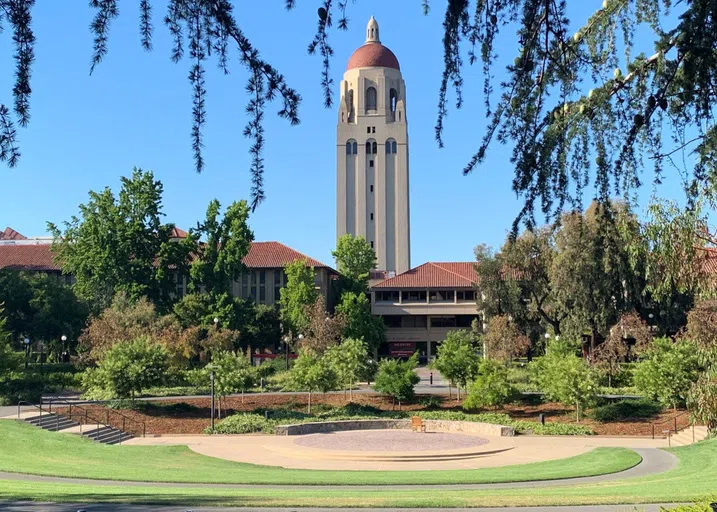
56 393 688 437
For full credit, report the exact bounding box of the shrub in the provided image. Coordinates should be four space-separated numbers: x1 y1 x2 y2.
82 337 169 400
0 371 44 405
659 504 715 512
210 413 276 434
418 395 443 409
590 398 663 422
463 359 517 410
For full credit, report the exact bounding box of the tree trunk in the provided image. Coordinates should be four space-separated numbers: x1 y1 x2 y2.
576 401 581 423
308 391 312 415
590 326 598 365
241 389 245 404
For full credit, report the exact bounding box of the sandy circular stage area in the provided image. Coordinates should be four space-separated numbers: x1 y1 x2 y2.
292 429 489 452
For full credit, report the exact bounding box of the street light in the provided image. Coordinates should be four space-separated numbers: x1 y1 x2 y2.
544 332 550 339
206 364 218 432
23 337 30 369
61 335 67 363
213 317 219 327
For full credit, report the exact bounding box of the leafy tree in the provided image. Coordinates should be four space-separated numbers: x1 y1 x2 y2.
434 330 480 399
686 301 717 355
533 340 598 422
299 297 346 355
84 337 169 400
335 291 386 357
25 274 89 361
325 338 367 400
332 234 376 293
241 304 282 354
463 359 516 411
0 305 21 373
482 315 531 364
290 349 337 414
474 244 522 323
279 259 318 336
209 351 256 416
0 271 87 356
189 199 254 296
48 169 194 311
79 294 180 363
374 354 421 409
594 311 652 387
688 370 717 434
501 228 566 339
633 338 701 410
550 204 640 359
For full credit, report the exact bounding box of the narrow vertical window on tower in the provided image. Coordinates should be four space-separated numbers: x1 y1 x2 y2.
392 141 397 153
390 88 398 121
352 141 358 154
385 141 391 154
366 141 372 154
372 141 378 154
366 86 377 112
348 89 355 123
346 141 352 154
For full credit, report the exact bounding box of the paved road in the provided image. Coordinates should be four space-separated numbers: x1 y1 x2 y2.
0 448 678 491
0 503 688 511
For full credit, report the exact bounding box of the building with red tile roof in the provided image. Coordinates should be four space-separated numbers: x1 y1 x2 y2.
0 227 26 241
0 230 338 309
370 262 479 361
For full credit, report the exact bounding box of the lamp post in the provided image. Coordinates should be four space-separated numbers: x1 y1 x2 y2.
23 337 30 370
207 364 218 432
61 335 67 363
282 333 303 370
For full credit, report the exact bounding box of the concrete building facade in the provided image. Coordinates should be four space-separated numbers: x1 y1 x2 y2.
336 17 410 275
370 262 479 362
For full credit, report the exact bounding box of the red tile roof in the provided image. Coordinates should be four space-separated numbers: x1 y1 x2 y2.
170 227 188 239
0 227 26 241
0 244 60 271
373 262 476 289
0 241 333 273
242 242 333 270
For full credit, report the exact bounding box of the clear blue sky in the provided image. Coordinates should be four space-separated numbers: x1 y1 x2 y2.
0 2 686 267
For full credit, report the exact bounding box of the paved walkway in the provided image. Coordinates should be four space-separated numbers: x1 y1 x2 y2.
0 447 678 490
0 503 687 512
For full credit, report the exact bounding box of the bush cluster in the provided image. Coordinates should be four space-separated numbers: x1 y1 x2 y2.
590 398 663 423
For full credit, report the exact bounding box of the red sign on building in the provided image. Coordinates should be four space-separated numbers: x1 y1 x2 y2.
389 342 416 357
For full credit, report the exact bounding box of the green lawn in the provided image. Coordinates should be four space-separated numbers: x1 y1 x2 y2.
3 420 717 508
0 420 638 485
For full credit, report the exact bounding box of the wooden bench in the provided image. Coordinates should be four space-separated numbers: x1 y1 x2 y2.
411 416 426 433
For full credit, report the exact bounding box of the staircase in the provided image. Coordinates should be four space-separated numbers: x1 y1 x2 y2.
17 400 142 445
669 425 710 447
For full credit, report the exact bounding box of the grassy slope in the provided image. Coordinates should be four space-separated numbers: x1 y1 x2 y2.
1 428 716 506
0 421 638 485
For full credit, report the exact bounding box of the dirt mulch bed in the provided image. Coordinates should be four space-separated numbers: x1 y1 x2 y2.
56 394 689 437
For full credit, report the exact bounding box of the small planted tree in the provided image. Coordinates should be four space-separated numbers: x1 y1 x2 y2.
434 330 481 399
594 312 651 388
290 349 337 414
482 315 531 364
633 338 701 410
374 354 420 410
325 338 367 400
463 359 516 411
533 339 597 422
210 351 256 417
85 337 169 400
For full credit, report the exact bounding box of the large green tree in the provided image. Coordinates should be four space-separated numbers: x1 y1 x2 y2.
189 199 254 297
550 203 641 358
0 270 88 356
48 169 194 311
279 259 318 336
332 234 376 293
434 330 481 399
335 291 386 357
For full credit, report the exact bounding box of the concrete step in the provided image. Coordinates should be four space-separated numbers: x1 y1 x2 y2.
669 425 710 446
82 426 132 444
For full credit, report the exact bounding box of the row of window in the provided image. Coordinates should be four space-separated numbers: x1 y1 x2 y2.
382 315 478 329
375 290 476 303
345 140 399 155
365 87 399 112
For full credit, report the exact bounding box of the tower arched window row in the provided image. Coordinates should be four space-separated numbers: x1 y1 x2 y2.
366 139 378 155
346 139 358 155
385 139 398 154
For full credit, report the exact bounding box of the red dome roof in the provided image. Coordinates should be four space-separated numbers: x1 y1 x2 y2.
346 43 400 71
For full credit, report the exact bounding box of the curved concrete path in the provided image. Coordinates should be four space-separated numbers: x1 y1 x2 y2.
0 447 678 490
